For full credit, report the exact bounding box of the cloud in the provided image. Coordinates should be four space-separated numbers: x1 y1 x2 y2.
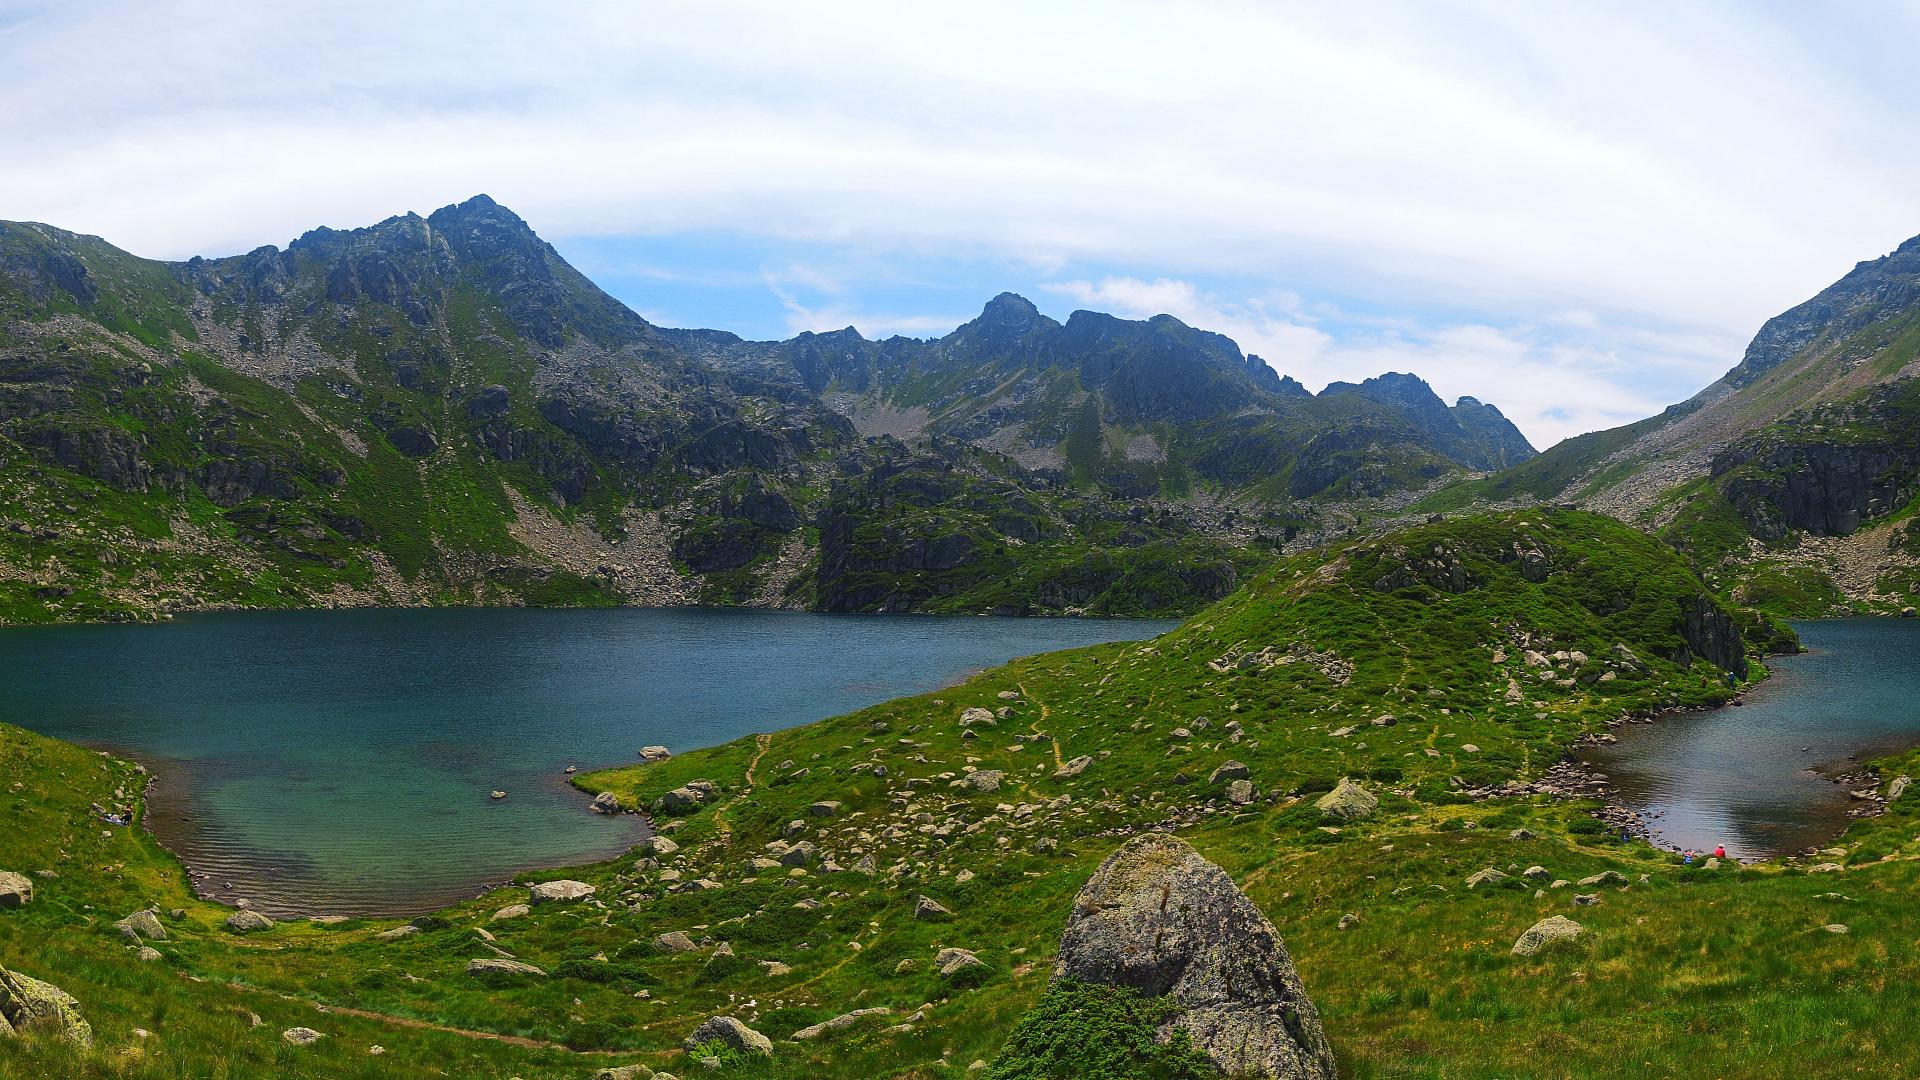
3 1 1917 441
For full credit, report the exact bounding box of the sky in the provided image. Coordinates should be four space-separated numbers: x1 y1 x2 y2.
5 2 1920 449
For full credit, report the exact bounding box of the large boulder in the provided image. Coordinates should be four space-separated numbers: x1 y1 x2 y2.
1054 833 1335 1080
684 1015 773 1055
1313 778 1378 822
590 791 622 814
530 879 595 904
0 965 93 1048
0 872 31 908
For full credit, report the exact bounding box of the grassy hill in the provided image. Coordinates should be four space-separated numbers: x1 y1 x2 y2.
11 511 1920 1079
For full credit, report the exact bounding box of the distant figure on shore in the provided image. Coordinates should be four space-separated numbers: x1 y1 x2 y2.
1682 850 1695 865
1713 844 1726 859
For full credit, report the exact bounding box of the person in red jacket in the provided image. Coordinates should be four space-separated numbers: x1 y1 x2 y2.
1713 844 1727 859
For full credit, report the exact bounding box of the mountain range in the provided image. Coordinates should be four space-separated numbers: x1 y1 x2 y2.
0 195 1535 622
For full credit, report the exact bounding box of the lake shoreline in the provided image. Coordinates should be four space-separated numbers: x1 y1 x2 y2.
1572 619 1920 862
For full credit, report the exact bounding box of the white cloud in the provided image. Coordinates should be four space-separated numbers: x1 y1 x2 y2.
3 1 1918 441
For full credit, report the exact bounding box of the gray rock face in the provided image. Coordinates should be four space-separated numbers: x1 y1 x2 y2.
643 834 680 857
1053 755 1092 780
491 903 530 922
530 879 595 904
0 872 31 908
684 1015 773 1056
808 800 842 817
282 1026 323 1045
638 745 673 762
1313 779 1378 821
590 791 622 814
0 965 93 1048
1511 915 1584 957
224 910 275 934
1054 833 1335 1080
913 894 953 921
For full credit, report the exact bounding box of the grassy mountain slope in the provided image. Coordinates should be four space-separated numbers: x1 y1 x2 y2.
16 512 1917 1080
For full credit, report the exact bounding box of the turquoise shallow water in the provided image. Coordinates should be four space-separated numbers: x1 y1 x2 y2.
0 607 1174 916
1583 618 1920 859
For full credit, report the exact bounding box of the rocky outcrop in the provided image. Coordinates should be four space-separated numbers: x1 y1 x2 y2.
0 964 93 1047
1673 595 1749 676
1054 833 1335 1079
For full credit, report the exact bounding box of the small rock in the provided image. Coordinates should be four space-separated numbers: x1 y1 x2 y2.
684 1015 772 1056
224 910 274 934
491 903 530 922
1313 778 1378 821
790 1007 891 1041
467 957 546 978
530 880 595 904
281 1027 323 1046
639 745 672 762
0 872 31 908
590 792 622 814
1053 755 1092 780
1511 915 1584 957
912 895 953 921
115 909 166 941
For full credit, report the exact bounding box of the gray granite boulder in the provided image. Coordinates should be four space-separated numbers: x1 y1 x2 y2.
1054 833 1335 1080
529 879 595 904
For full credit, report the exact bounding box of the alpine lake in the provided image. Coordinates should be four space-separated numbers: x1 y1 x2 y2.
0 607 1176 916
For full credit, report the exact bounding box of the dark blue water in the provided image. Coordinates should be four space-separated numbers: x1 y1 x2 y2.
1584 619 1920 859
0 607 1173 916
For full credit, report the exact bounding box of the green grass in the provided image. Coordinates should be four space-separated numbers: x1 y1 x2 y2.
8 486 1920 1075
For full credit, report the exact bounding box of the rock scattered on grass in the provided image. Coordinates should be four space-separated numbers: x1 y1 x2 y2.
1511 915 1584 957
684 1015 772 1055
1314 778 1378 821
0 872 31 908
530 879 595 904
224 910 274 934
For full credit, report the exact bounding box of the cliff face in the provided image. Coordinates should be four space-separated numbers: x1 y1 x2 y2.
1711 379 1920 540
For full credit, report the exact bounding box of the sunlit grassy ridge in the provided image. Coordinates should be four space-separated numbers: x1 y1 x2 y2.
11 510 1920 1080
